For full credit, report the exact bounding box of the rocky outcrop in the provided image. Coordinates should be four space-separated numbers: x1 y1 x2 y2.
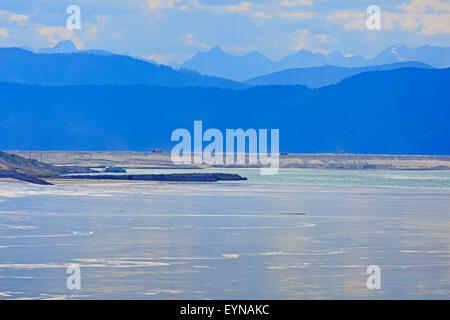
64 173 247 182
104 166 127 173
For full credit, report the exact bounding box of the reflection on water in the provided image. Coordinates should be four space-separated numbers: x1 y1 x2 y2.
0 170 449 299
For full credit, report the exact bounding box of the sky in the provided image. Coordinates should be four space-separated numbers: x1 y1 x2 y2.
0 0 449 64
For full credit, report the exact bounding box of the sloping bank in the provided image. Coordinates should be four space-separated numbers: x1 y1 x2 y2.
0 151 246 184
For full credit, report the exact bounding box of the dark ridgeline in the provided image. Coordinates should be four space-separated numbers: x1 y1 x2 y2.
0 67 448 155
0 47 244 89
0 42 448 155
244 62 434 88
2 43 448 88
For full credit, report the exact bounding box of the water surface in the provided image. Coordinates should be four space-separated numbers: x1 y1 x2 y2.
1 169 449 299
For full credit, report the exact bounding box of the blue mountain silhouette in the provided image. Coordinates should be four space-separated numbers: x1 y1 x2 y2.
245 62 433 88
0 68 448 154
39 40 79 54
9 41 447 89
0 47 243 88
182 44 450 81
181 46 275 81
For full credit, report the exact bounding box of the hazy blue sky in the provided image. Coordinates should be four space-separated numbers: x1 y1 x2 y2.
0 0 449 63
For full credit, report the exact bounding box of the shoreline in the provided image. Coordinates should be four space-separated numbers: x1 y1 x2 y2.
0 172 247 185
6 150 450 171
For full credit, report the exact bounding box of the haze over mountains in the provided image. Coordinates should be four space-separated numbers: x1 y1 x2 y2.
38 39 80 54
182 44 450 81
180 46 275 82
0 47 242 88
0 41 447 89
0 41 448 155
245 62 433 88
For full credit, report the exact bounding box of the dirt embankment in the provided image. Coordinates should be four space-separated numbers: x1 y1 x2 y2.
0 151 247 185
0 151 94 185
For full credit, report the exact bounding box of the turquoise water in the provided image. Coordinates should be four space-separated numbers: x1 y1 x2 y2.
74 168 450 189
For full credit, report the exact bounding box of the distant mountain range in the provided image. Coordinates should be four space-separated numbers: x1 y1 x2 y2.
0 47 243 88
245 62 434 88
0 68 448 154
37 40 158 63
0 41 443 89
182 44 450 81
180 46 275 82
38 40 80 54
